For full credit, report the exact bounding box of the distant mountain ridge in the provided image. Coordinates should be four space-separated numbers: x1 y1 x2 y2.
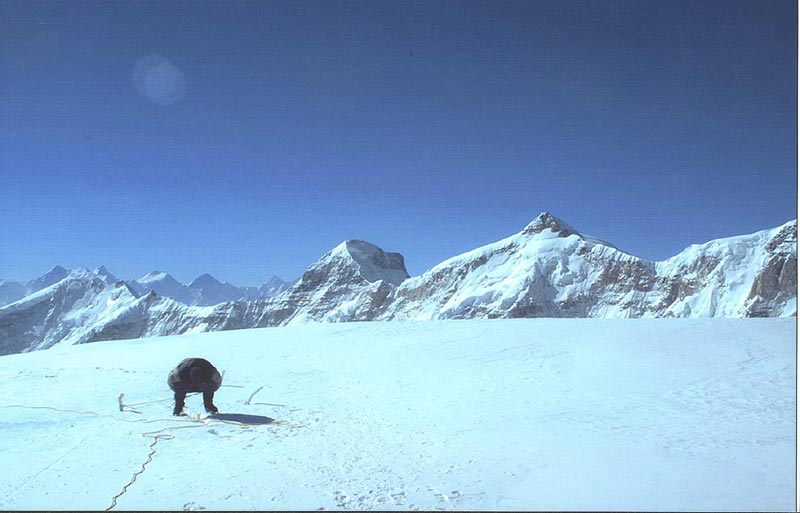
0 213 795 355
124 271 298 307
0 270 295 309
0 265 70 306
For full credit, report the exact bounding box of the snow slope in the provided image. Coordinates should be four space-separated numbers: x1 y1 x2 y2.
0 319 794 511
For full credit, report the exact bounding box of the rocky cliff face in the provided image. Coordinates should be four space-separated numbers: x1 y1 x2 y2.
743 222 797 317
0 214 795 355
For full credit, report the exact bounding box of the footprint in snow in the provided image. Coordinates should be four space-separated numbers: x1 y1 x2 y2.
333 490 351 508
429 487 462 503
390 490 407 504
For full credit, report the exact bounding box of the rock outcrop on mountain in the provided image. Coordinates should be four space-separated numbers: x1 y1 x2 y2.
0 213 795 355
742 221 796 317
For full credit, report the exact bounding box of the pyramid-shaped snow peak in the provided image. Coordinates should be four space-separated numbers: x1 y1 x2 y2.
92 266 118 284
189 273 222 288
337 240 410 286
46 265 69 276
139 271 177 284
27 265 70 291
521 212 580 238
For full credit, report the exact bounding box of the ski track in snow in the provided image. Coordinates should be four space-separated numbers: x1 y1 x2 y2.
0 319 795 511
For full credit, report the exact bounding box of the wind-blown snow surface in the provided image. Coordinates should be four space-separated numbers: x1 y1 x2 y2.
0 319 794 511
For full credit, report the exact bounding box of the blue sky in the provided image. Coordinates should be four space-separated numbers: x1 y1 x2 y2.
1 0 796 285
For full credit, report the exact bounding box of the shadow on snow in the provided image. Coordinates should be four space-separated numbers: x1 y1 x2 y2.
213 413 274 425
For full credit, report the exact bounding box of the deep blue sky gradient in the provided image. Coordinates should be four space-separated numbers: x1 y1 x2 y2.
2 0 797 285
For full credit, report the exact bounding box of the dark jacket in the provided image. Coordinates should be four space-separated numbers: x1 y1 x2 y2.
168 358 222 393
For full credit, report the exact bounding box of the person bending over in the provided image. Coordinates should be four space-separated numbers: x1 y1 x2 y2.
168 357 222 416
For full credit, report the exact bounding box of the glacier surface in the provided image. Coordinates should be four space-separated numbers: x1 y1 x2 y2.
0 319 794 510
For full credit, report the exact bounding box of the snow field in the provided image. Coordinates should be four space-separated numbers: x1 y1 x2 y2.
0 318 795 510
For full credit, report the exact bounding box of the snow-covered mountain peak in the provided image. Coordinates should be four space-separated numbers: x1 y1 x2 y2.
264 276 288 287
130 272 190 305
92 266 118 284
26 265 70 291
260 240 410 325
113 279 141 298
333 240 410 286
184 273 245 306
189 273 222 288
66 268 96 280
517 212 621 252
139 271 176 284
522 212 580 238
255 276 295 299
